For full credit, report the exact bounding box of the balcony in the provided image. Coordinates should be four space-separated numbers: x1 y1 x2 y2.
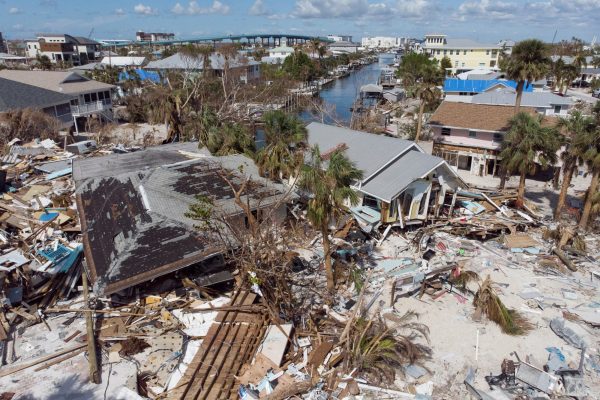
71 100 111 117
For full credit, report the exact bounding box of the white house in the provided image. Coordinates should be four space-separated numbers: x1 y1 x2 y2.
268 44 294 61
26 34 100 65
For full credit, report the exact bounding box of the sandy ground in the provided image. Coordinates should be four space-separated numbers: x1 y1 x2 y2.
372 230 600 399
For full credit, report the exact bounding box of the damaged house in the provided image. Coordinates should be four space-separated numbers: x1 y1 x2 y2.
306 122 465 231
73 142 292 295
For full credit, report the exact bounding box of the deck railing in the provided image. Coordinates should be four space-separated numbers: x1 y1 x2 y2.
71 100 111 116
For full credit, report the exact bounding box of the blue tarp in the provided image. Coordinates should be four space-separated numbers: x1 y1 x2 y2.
119 69 161 83
443 78 533 93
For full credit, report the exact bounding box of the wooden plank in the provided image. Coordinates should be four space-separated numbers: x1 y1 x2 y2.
0 344 86 378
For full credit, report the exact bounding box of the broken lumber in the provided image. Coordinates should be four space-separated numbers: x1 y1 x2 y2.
0 344 86 378
34 347 86 371
82 268 100 384
553 247 577 272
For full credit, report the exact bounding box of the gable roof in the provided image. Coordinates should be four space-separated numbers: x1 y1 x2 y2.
0 70 115 95
443 78 533 93
306 122 464 201
360 150 447 202
74 142 292 295
429 102 539 132
306 122 416 179
0 77 74 112
146 52 259 70
472 91 573 108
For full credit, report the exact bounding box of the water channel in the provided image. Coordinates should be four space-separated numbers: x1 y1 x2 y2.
301 53 395 126
256 53 395 148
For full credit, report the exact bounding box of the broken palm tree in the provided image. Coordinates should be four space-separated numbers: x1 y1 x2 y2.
473 275 532 335
345 311 431 385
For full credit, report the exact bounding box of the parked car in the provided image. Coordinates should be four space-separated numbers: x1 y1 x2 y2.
593 89 600 98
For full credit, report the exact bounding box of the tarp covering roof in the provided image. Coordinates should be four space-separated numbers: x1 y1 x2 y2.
443 78 533 93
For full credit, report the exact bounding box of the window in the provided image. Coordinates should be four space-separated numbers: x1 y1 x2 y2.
455 60 459 67
98 91 105 100
441 127 451 136
554 105 561 114
493 133 503 142
91 92 97 102
463 50 467 55
491 50 498 57
449 50 453 55
469 130 477 138
486 50 490 55
84 94 91 103
443 50 447 55
363 195 380 210
437 49 441 55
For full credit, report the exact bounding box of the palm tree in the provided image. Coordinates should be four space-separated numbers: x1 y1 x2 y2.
578 124 600 229
207 123 255 157
414 64 443 143
255 110 307 181
554 111 595 219
550 57 565 92
299 146 362 291
560 64 579 96
499 112 560 206
502 39 550 113
396 53 443 143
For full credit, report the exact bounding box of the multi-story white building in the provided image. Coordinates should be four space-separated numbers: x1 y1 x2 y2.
361 36 409 49
26 34 100 65
327 35 353 43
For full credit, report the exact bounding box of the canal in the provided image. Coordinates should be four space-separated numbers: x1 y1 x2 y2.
301 53 396 126
256 53 395 148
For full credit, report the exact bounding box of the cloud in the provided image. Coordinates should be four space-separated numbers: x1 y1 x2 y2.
249 0 269 16
172 1 231 15
395 0 431 17
8 6 19 14
114 8 126 15
294 0 369 18
134 3 158 15
455 0 517 20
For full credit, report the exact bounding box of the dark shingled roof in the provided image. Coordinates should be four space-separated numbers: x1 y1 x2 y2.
74 142 292 295
0 77 74 112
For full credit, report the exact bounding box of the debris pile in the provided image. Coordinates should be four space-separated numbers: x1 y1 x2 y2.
0 138 599 400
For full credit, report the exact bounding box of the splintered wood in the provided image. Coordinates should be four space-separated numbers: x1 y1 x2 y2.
172 291 268 400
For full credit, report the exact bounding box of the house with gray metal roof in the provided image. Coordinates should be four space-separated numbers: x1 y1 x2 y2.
146 52 261 83
73 142 294 295
0 70 116 128
471 91 573 116
306 122 464 229
0 77 74 125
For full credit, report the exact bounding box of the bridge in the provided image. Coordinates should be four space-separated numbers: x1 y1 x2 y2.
100 33 333 48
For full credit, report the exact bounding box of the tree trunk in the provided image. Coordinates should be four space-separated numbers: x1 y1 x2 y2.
415 100 426 144
514 81 525 114
321 224 335 291
554 162 574 219
498 166 507 190
579 169 599 230
517 171 527 207
552 166 561 190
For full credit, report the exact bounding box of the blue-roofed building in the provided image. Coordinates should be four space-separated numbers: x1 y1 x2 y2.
119 69 161 84
443 78 533 96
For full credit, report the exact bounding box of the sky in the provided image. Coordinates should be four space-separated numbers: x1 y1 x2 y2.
0 0 599 43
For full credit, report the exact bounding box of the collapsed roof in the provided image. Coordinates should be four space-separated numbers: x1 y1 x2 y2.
74 142 292 295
